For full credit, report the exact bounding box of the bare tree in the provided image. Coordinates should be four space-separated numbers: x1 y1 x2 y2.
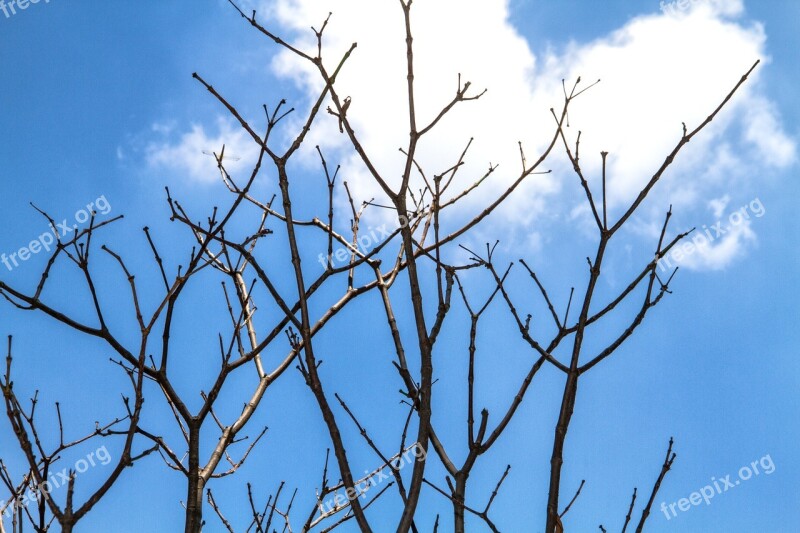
0 1 759 532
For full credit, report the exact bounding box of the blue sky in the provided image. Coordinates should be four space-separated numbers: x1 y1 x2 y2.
0 1 798 531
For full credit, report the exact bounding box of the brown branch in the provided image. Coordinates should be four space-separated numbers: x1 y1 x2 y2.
635 438 676 533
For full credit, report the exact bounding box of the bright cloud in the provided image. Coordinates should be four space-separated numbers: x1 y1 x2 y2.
261 0 792 266
146 117 261 184
659 221 757 271
148 0 794 270
533 0 795 215
658 195 766 271
264 0 559 233
709 195 731 218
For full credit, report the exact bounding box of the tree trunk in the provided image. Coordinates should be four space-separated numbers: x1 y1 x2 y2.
546 372 579 533
453 473 467 533
185 425 205 533
395 197 433 533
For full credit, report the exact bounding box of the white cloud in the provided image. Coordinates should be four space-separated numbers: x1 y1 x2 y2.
708 195 731 218
742 95 797 168
661 221 756 271
146 117 261 184
658 194 766 271
149 0 794 269
530 1 794 213
261 0 560 238
259 0 792 269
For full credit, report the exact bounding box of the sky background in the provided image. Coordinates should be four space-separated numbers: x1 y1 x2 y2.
0 0 798 531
